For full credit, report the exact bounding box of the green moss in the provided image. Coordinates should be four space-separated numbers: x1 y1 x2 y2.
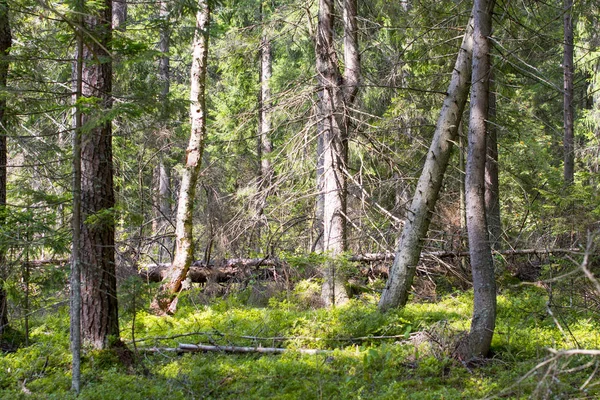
2 286 600 399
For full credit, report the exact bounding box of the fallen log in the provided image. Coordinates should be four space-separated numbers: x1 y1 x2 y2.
139 257 283 283
139 248 581 284
350 248 581 262
24 248 582 284
141 343 329 355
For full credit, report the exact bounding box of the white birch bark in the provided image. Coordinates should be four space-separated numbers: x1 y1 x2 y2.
160 0 210 313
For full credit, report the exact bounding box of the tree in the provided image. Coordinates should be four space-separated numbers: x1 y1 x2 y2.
315 0 359 306
79 0 120 349
159 0 210 314
485 72 501 251
0 0 10 339
256 0 274 244
563 0 574 185
459 0 496 360
379 15 474 312
70 0 83 390
152 0 173 264
112 0 127 30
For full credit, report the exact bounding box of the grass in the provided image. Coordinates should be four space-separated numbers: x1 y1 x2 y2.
2 275 600 399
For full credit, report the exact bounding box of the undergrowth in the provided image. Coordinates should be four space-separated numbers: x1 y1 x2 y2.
1 275 600 399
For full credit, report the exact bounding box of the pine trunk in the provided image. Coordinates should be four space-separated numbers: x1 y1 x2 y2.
80 0 120 349
461 0 496 360
378 16 474 312
159 0 210 314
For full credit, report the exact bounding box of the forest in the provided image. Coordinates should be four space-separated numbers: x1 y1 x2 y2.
0 0 599 398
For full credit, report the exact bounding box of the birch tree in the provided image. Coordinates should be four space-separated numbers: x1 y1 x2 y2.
158 0 210 314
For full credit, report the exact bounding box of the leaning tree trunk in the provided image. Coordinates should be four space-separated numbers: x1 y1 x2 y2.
79 0 120 349
158 0 210 314
459 0 496 360
563 0 574 185
378 16 474 312
315 0 359 306
0 0 10 339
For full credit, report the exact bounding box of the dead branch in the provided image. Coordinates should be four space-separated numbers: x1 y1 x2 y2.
130 331 418 345
351 248 581 262
139 343 329 355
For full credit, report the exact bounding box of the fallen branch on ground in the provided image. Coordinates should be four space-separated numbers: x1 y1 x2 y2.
140 343 330 355
129 331 418 345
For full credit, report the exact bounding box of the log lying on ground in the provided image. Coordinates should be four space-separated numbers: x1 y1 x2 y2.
141 343 329 355
139 258 282 283
139 248 579 284
351 248 581 262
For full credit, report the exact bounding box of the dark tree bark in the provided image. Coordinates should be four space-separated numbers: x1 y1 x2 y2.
315 0 359 306
79 0 120 349
0 0 10 339
379 16 474 312
460 0 496 360
563 0 574 185
158 0 210 314
485 72 501 251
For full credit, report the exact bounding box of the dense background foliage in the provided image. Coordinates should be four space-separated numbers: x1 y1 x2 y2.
0 0 599 397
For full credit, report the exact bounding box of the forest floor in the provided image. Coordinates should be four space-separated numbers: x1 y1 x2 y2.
1 264 600 399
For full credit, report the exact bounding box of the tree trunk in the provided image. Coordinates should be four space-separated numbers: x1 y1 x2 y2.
460 0 496 360
159 0 210 314
112 0 127 31
378 16 474 312
256 1 273 244
563 0 574 185
152 161 171 262
485 72 501 251
80 0 120 349
152 0 172 263
71 1 83 391
0 0 10 339
315 0 359 306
